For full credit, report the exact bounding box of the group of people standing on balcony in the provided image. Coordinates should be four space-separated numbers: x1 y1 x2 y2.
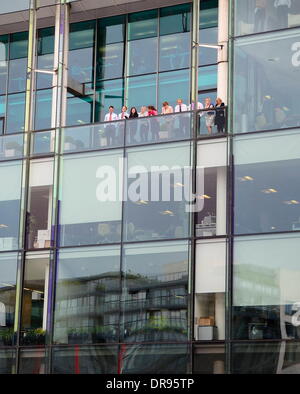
104 97 225 144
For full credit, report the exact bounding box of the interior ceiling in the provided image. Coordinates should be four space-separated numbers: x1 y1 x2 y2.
0 0 191 34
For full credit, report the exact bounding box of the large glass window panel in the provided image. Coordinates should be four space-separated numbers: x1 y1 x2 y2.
0 253 19 346
158 69 190 109
195 239 226 341
9 31 28 60
69 21 96 51
0 35 8 95
121 344 189 374
97 42 124 81
26 159 53 250
98 15 125 45
0 133 24 160
234 131 300 235
59 150 123 247
128 10 158 41
0 350 15 374
0 161 22 250
95 79 124 123
19 349 46 374
66 93 93 127
35 89 52 131
198 65 217 92
200 0 218 29
127 37 158 76
53 246 121 345
68 47 94 84
52 346 118 374
126 74 156 110
159 33 190 72
20 253 50 346
123 143 191 242
233 30 300 133
196 139 227 235
122 241 190 343
199 27 218 66
159 4 191 36
234 0 300 36
36 28 55 90
8 58 27 93
6 93 25 133
193 344 225 374
233 233 300 341
37 27 55 56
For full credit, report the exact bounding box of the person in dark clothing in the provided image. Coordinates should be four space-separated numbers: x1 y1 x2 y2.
214 97 225 133
128 107 139 144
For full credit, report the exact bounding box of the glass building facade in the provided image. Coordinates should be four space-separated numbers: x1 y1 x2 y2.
0 0 299 374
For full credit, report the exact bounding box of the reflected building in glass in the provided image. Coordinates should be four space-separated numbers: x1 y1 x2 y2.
0 0 299 375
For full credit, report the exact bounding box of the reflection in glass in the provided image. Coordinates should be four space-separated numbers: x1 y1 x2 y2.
234 0 300 36
121 344 189 374
158 69 190 108
54 246 121 345
95 79 124 123
159 33 190 72
122 241 190 343
36 27 54 89
0 161 22 251
6 93 25 133
97 42 124 81
98 15 125 45
233 30 300 133
200 1 218 29
0 133 24 160
19 349 46 374
123 143 191 242
193 344 225 374
198 65 217 92
128 10 158 41
160 4 191 36
32 130 54 156
126 74 156 110
59 150 123 247
231 342 300 374
0 253 19 346
233 233 300 341
20 254 49 345
0 350 15 374
199 27 218 66
127 37 158 76
52 346 118 374
8 58 27 93
66 93 93 127
234 131 300 235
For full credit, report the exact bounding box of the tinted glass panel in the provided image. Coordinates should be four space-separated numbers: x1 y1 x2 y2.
200 1 218 29
6 93 25 133
159 33 190 72
52 346 118 374
158 69 190 109
9 32 28 60
127 37 158 76
95 79 124 122
0 35 8 95
19 349 46 374
69 21 96 51
0 161 22 250
234 0 300 36
97 42 124 81
199 27 218 66
54 246 121 344
35 89 52 131
233 30 300 133
198 65 217 91
98 16 125 45
66 93 93 127
159 4 191 35
122 242 190 344
233 233 300 341
234 131 300 235
126 74 156 110
128 10 158 41
59 150 123 247
8 58 27 93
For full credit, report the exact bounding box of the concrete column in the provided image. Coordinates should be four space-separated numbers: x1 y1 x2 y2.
217 0 229 104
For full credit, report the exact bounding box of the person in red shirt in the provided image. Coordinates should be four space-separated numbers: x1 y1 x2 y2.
147 105 159 141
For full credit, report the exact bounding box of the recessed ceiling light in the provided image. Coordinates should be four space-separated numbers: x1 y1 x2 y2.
262 188 278 194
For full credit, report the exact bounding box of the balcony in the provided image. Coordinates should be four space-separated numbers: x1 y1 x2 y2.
197 106 227 137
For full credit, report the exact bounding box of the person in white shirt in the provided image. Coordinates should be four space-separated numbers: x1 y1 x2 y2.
104 106 119 145
174 98 188 113
119 105 129 120
175 98 190 138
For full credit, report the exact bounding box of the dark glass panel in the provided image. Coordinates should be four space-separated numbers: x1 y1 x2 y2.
69 20 96 51
37 27 55 56
98 15 125 45
128 10 158 41
193 344 225 374
19 349 46 374
66 93 94 127
9 31 28 60
159 4 191 36
0 349 15 374
200 0 218 29
52 346 118 374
